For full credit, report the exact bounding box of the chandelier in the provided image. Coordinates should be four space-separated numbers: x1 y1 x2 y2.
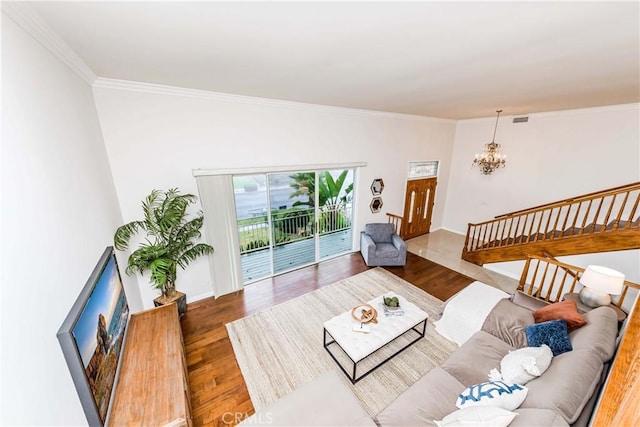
472 109 507 175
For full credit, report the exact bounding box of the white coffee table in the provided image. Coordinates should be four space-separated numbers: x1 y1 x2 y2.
323 293 428 383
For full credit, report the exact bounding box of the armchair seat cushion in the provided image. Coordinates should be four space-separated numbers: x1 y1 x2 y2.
375 242 400 258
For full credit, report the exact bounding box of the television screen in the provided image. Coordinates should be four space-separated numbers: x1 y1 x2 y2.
57 247 130 426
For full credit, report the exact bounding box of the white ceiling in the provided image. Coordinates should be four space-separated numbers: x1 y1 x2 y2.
27 1 640 119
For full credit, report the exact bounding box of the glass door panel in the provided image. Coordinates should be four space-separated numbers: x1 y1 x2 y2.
269 172 316 274
234 174 272 283
318 169 354 259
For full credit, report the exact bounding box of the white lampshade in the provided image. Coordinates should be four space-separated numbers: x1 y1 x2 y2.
579 265 625 295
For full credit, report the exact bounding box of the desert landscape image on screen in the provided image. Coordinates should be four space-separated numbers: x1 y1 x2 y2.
72 255 129 422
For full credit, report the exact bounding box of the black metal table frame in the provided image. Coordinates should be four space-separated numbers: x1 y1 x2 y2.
323 318 427 384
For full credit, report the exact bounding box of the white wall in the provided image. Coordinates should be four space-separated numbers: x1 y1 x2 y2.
1 16 142 426
93 82 457 306
442 105 640 283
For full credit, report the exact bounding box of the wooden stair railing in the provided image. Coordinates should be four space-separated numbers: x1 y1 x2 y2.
518 255 640 312
386 212 403 236
462 182 640 265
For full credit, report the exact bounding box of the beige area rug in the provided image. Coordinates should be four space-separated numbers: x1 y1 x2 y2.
226 267 458 418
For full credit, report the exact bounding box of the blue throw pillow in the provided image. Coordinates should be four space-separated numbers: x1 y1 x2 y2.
525 319 573 356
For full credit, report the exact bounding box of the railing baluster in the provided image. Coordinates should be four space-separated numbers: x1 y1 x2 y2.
626 192 640 229
534 210 544 241
530 259 542 297
526 212 537 242
487 221 496 247
591 197 605 233
469 225 476 251
602 194 617 232
540 262 550 300
480 224 489 248
560 204 571 236
542 208 553 239
578 200 593 236
553 268 568 302
551 205 562 239
614 191 630 230
568 274 579 294
614 287 629 308
519 256 532 292
568 201 582 236
513 215 523 245
505 217 514 247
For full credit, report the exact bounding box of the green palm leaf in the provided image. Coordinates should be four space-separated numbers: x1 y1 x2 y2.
113 188 213 296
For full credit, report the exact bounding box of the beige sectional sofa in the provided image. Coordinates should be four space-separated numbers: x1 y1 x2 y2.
241 293 619 427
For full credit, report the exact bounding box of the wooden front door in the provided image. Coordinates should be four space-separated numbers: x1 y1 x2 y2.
401 178 437 239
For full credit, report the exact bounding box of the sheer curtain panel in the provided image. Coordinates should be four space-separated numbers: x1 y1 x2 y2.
195 174 243 297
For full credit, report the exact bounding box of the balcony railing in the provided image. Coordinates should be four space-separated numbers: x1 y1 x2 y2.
238 205 353 255
238 204 353 282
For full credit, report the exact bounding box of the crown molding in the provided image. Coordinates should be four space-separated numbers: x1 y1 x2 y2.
2 2 97 85
460 103 640 123
93 77 455 123
529 103 640 118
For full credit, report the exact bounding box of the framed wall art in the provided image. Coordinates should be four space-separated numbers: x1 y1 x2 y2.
370 197 383 213
370 178 384 195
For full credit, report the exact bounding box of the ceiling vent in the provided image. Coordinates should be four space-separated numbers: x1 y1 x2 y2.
513 116 529 123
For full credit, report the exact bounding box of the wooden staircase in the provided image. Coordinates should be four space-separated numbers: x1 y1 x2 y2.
462 182 640 265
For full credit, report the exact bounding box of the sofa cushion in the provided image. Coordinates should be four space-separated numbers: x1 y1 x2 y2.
525 319 573 356
441 331 513 386
375 367 464 427
482 299 535 348
533 300 587 332
365 223 395 243
569 306 617 362
511 408 569 427
435 406 517 427
511 291 551 311
519 349 604 424
239 370 375 426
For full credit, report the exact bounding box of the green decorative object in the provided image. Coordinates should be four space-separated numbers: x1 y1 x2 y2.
384 296 400 308
114 188 214 298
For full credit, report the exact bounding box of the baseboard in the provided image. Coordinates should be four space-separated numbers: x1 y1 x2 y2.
188 290 215 303
437 226 466 236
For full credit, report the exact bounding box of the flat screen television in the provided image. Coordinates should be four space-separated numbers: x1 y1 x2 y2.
57 246 130 426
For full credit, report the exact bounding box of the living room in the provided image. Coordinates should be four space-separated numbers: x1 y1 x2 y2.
2 1 639 426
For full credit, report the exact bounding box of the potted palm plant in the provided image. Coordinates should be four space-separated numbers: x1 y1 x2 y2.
114 188 213 315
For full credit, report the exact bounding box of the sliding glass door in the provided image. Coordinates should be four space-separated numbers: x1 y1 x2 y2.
235 168 354 284
317 169 354 259
269 172 316 274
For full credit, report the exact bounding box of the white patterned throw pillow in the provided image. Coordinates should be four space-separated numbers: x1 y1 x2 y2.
456 381 528 411
435 406 517 427
500 344 553 385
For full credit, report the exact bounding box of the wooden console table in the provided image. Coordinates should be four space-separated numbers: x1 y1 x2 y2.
109 303 192 426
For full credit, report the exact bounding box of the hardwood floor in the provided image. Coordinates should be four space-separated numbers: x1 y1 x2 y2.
181 251 474 426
